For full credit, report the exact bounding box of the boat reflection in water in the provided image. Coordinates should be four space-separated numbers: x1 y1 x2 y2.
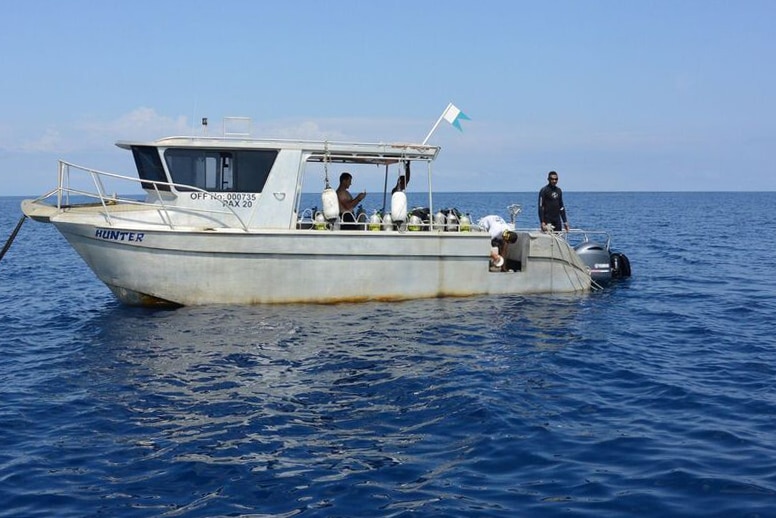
80 296 585 471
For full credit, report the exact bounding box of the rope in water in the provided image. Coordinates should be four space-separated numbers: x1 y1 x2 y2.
0 215 26 264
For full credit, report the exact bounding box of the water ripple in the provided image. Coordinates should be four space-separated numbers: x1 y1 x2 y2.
3 194 776 516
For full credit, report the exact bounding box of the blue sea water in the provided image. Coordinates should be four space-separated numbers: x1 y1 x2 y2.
1 192 776 517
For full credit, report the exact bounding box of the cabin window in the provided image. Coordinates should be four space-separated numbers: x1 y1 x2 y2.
163 149 278 192
131 146 170 191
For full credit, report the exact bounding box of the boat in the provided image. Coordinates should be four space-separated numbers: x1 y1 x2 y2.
20 115 630 307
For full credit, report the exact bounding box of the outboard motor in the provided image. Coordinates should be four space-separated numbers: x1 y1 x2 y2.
574 242 613 284
610 251 631 279
575 241 632 284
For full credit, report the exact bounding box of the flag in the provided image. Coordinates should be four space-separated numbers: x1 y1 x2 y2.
422 102 471 144
442 104 470 131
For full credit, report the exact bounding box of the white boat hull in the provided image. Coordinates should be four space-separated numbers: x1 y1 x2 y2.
19 128 611 307
53 220 590 306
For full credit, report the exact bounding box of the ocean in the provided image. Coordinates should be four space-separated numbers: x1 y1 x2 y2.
1 192 775 517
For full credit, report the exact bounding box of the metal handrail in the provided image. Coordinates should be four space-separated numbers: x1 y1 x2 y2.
562 229 612 250
48 161 251 231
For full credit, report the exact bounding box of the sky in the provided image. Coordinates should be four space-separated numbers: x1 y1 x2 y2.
1 0 774 195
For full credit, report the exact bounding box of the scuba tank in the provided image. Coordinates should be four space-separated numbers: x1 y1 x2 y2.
382 212 393 230
459 213 471 232
368 210 381 231
408 214 422 231
434 210 446 230
446 211 459 231
313 211 327 230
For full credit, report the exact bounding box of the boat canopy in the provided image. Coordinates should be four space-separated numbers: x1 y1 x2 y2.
116 137 440 165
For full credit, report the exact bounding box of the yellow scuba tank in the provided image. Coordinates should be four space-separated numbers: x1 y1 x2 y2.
459 213 471 232
368 210 381 231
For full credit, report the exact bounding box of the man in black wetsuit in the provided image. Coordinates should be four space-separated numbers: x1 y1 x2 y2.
538 170 570 232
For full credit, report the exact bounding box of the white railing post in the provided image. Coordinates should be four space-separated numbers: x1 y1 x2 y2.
57 161 64 209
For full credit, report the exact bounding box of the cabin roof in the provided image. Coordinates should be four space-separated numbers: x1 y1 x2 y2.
116 136 440 164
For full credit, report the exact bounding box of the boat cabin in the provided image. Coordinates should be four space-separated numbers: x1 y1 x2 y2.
116 135 440 231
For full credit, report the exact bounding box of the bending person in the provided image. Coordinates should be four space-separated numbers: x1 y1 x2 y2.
477 215 518 269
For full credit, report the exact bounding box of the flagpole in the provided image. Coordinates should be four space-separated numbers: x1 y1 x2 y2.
422 102 452 145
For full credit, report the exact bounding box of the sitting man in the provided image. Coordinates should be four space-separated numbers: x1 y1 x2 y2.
477 215 518 269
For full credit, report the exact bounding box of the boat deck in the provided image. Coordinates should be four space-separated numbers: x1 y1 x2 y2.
22 199 155 223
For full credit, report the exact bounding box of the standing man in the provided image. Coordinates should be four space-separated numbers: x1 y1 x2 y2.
336 172 366 216
392 161 411 195
538 170 570 232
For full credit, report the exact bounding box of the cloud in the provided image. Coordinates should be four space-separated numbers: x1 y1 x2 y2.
9 108 190 154
18 128 65 153
75 108 190 143
7 109 438 158
254 117 415 143
255 120 347 141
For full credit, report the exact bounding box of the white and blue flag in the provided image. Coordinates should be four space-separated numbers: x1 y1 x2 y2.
442 104 471 131
422 102 471 144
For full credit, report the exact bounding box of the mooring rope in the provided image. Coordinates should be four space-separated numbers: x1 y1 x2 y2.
323 140 331 188
0 215 27 264
549 230 593 292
